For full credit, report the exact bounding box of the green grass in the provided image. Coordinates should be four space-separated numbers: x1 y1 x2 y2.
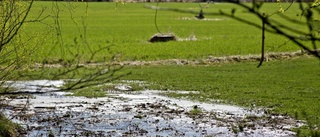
69 86 108 98
188 108 203 116
15 2 313 63
0 113 22 137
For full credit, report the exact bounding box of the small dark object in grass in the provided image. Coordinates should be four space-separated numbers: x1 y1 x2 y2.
149 33 176 43
195 9 205 19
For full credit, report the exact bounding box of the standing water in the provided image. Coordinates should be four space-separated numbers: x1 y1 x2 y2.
1 80 302 137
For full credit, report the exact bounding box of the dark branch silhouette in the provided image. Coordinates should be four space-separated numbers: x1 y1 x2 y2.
195 9 205 19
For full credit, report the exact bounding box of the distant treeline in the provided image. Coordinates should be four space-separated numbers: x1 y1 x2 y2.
34 0 314 2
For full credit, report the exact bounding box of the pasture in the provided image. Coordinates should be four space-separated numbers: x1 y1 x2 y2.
23 2 309 63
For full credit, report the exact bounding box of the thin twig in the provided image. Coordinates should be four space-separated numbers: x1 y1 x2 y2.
155 1 162 34
258 13 266 68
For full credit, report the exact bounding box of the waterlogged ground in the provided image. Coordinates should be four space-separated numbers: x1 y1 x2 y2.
1 80 303 137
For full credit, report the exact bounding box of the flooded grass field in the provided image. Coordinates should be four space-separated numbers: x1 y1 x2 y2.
0 1 319 136
1 80 303 137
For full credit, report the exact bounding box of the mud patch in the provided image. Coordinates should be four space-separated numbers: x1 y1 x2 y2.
1 80 303 137
31 50 317 68
115 50 314 66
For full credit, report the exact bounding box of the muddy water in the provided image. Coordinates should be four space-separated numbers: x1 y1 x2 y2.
1 80 302 137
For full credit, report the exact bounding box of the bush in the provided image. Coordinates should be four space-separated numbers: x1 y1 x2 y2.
0 113 21 137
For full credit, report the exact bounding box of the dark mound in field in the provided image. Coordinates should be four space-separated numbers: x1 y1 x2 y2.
149 33 176 42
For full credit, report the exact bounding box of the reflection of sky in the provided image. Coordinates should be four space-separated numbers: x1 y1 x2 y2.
4 80 64 92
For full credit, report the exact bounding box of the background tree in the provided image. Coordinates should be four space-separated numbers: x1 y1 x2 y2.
0 0 35 81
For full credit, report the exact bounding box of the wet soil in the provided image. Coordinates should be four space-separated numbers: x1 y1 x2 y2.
1 80 303 137
31 50 317 68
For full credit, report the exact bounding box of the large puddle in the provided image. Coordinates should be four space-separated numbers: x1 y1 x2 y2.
1 80 302 137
